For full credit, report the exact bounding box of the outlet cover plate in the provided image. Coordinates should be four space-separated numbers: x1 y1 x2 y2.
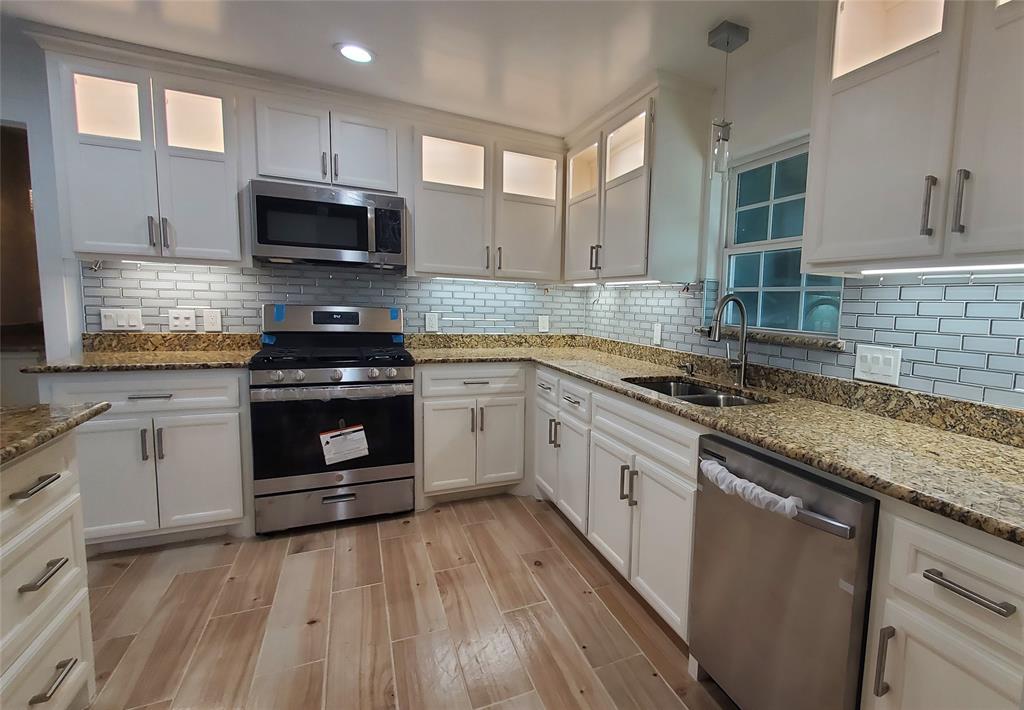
168 308 196 332
653 322 662 345
425 312 440 332
100 308 144 331
538 315 550 333
854 344 902 386
202 309 222 332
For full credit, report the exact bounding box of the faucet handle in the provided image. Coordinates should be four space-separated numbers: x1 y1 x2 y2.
678 362 695 376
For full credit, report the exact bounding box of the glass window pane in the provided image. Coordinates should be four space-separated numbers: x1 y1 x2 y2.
735 206 769 244
422 135 485 189
803 291 842 333
569 143 599 199
73 73 141 140
763 248 802 287
773 153 808 198
726 291 759 327
165 90 224 152
729 253 761 288
737 164 771 207
606 112 646 182
503 151 556 200
805 273 843 287
761 291 801 330
771 198 805 238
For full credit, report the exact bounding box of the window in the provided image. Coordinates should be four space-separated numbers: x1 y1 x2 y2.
724 144 842 334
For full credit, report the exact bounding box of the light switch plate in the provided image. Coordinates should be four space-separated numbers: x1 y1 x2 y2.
202 309 222 332
168 308 196 332
538 315 550 333
854 344 902 386
100 308 144 331
425 312 440 332
653 322 662 345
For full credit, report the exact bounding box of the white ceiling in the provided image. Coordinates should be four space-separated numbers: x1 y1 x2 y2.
3 1 817 136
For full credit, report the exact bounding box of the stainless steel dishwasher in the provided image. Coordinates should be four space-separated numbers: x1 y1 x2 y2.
690 435 878 710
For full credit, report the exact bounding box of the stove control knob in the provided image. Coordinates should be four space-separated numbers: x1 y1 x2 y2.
293 370 306 382
269 370 284 383
367 367 381 379
385 367 398 379
330 369 343 382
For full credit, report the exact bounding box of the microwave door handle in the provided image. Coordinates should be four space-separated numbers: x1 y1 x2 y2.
367 207 377 255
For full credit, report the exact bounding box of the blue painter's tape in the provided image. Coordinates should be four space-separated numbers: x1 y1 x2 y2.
390 308 399 320
261 334 277 345
273 304 285 321
392 334 404 343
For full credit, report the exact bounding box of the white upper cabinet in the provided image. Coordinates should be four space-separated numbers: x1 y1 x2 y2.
494 146 563 280
329 112 398 192
564 139 602 281
255 97 332 183
600 101 651 279
414 131 493 276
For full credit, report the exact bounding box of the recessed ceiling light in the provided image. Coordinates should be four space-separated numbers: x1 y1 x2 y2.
336 44 373 63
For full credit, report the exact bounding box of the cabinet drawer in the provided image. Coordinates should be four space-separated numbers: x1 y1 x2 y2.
420 365 525 398
0 438 77 545
0 590 92 710
889 517 1024 654
535 368 558 403
558 378 591 420
1 497 87 674
49 372 240 414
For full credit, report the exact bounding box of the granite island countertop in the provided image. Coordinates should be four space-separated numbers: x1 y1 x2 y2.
21 349 258 373
1 402 112 465
410 346 1024 546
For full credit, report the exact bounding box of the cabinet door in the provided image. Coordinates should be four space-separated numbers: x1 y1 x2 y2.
422 398 478 493
555 412 590 533
630 455 696 638
75 416 159 539
533 398 559 499
414 131 492 276
947 0 1024 261
564 140 602 281
804 2 965 268
600 101 651 279
495 147 562 280
476 396 525 486
152 412 243 529
330 112 398 191
586 431 634 577
863 599 1022 710
58 61 160 256
255 97 331 183
153 77 240 261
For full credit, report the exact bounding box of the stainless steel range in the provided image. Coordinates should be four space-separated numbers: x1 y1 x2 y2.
249 304 414 533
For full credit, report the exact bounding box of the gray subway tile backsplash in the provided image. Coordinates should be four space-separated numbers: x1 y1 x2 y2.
81 261 1024 408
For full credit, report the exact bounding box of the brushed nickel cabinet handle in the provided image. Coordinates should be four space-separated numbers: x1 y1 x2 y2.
547 417 556 445
923 568 1017 618
562 395 581 406
485 245 491 270
588 244 596 270
463 380 490 385
140 428 149 461
470 408 475 433
593 244 602 270
537 383 552 391
156 427 165 460
160 217 170 250
478 406 485 431
29 658 78 705
627 469 638 506
9 473 61 500
951 168 971 233
333 153 339 180
127 393 173 400
321 151 328 178
873 626 896 697
619 464 630 500
497 246 503 270
552 420 561 448
147 215 158 247
19 557 68 593
919 175 937 236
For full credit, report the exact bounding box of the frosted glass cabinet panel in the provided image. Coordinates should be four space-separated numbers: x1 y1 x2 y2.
421 135 485 189
605 112 646 182
569 143 600 199
833 0 945 78
502 151 557 200
73 73 142 140
164 89 225 152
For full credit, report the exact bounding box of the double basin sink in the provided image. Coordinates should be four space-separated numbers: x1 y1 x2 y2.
621 378 763 407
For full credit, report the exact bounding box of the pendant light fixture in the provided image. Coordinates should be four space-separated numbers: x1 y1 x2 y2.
707 20 749 174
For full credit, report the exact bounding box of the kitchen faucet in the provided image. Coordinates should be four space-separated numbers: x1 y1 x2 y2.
707 294 748 388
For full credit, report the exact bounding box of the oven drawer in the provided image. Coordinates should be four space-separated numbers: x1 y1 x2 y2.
254 478 414 533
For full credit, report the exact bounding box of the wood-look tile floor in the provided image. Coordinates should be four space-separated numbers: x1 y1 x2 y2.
86 495 734 710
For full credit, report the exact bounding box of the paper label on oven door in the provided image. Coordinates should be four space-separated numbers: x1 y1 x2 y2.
320 425 369 465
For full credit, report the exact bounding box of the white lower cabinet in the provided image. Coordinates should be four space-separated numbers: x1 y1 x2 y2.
586 431 633 576
476 397 526 486
554 411 589 532
533 398 558 498
422 399 478 493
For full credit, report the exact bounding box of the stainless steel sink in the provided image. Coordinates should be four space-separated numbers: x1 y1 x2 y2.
622 377 763 407
675 393 760 407
622 379 722 397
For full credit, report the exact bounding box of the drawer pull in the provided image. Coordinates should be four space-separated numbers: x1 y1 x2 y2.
462 380 490 385
562 395 581 406
537 383 552 391
923 568 1017 618
29 657 77 705
322 493 356 504
19 557 69 593
9 473 62 500
127 393 174 400
872 626 895 697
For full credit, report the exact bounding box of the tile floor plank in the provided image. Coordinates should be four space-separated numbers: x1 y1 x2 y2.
436 564 533 707
254 547 332 674
93 634 134 696
596 654 686 710
90 585 112 613
87 553 136 589
381 535 447 640
288 528 335 555
503 602 615 710
170 606 270 710
533 510 615 589
450 497 497 525
463 521 545 613
212 537 289 617
325 584 395 710
248 660 325 710
489 691 547 710
378 513 420 539
521 548 637 668
333 521 383 591
419 505 476 571
488 496 553 554
518 496 553 517
393 630 473 710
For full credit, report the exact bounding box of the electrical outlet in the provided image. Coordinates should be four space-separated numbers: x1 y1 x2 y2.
854 344 902 386
653 322 662 345
538 315 550 333
202 309 222 332
168 309 196 332
425 312 440 332
100 308 144 331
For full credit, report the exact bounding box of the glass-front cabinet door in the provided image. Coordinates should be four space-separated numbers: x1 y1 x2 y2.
564 139 602 281
600 99 652 279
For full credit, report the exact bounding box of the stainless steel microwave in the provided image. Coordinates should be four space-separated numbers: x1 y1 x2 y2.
249 180 406 268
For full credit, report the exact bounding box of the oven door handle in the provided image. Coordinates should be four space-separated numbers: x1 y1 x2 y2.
250 383 413 402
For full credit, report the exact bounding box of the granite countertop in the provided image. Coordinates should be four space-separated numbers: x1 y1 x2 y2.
1 402 112 465
410 346 1024 546
21 350 258 373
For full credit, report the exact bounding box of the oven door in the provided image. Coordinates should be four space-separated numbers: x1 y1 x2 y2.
250 383 413 495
